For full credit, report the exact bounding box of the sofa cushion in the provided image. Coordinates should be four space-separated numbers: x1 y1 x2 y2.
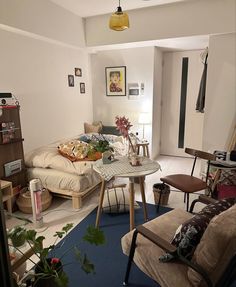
161 198 235 261
188 204 236 286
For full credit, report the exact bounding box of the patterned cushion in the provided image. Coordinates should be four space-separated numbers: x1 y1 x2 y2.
58 140 89 161
102 185 140 213
84 122 102 134
159 198 235 262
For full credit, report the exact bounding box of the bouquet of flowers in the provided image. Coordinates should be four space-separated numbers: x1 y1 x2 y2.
115 116 136 154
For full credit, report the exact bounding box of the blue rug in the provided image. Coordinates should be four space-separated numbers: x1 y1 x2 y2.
53 203 171 287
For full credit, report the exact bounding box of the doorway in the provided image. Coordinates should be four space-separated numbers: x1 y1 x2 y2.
160 50 205 156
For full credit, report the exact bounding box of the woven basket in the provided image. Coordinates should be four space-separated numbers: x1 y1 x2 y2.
153 183 170 206
16 188 52 214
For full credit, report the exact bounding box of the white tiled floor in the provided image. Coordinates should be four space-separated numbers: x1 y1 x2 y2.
6 155 206 271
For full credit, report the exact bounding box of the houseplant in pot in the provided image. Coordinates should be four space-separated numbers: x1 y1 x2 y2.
12 224 105 287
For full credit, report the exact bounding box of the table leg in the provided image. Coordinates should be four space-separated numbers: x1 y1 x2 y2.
129 178 135 231
95 179 106 228
139 177 148 221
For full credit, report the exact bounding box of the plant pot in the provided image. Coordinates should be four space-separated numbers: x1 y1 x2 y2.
11 233 26 248
33 258 63 287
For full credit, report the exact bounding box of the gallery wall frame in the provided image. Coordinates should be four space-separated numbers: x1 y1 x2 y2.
68 75 74 87
105 66 126 96
75 68 82 77
80 82 85 93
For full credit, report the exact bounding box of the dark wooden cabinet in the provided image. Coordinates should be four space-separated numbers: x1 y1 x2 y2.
0 106 26 189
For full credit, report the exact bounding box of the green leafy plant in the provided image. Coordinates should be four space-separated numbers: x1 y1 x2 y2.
12 224 105 287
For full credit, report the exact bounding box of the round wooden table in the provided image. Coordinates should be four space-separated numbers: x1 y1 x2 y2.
94 157 160 230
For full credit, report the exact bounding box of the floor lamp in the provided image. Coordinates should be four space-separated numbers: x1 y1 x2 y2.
138 112 151 141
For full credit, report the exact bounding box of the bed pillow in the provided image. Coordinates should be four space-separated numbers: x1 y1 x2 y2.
84 122 102 134
58 140 89 161
102 185 140 213
101 125 121 136
159 198 235 262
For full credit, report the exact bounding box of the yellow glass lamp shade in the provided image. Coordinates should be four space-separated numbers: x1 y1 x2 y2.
109 6 129 31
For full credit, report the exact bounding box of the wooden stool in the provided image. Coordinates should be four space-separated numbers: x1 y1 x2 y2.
136 142 150 158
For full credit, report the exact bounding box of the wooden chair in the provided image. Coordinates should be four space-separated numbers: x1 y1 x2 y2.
122 195 236 287
160 148 216 211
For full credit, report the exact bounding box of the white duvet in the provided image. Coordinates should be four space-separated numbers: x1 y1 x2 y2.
25 134 127 176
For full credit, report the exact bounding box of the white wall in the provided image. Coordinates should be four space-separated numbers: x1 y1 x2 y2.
0 29 93 152
152 48 163 159
90 47 156 151
0 0 85 47
85 0 236 47
203 33 236 152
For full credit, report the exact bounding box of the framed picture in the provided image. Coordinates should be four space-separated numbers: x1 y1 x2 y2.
68 75 74 87
105 66 126 96
75 68 82 77
80 82 85 93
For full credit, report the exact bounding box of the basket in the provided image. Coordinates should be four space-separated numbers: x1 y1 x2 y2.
16 188 52 214
153 183 170 206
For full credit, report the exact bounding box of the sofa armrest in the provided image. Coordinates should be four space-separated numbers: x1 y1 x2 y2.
136 225 176 253
189 194 217 213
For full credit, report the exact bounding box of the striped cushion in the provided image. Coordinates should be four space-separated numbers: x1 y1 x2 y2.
102 186 140 213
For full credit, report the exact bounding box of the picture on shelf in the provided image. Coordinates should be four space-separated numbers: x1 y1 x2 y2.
105 66 126 96
75 68 82 77
68 75 74 87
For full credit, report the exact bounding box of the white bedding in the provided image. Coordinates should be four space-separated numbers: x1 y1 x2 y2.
25 134 126 176
27 167 101 193
25 134 127 193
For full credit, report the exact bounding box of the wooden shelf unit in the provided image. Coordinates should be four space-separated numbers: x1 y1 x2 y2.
0 180 13 213
0 106 26 189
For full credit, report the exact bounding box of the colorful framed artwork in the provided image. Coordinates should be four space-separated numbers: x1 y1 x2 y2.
68 75 74 87
80 82 85 94
105 66 126 96
75 68 82 77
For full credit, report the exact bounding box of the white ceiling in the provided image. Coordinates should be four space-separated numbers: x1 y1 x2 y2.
49 0 208 51
49 0 186 18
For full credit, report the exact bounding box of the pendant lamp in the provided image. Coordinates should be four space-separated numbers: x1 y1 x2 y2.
109 0 129 31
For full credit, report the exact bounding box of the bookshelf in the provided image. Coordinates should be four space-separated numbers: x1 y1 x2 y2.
0 106 26 190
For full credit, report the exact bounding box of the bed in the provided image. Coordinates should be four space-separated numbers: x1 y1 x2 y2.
25 133 126 209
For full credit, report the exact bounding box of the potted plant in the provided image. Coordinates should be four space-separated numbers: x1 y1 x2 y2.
8 226 27 248
12 224 105 287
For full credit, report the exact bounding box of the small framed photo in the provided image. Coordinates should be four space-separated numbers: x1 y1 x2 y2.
68 75 74 87
75 68 82 77
105 66 126 96
80 82 85 94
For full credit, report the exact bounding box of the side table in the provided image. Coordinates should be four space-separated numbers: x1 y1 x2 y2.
136 142 150 158
94 157 160 231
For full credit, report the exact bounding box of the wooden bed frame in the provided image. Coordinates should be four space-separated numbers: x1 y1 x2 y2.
48 181 101 209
